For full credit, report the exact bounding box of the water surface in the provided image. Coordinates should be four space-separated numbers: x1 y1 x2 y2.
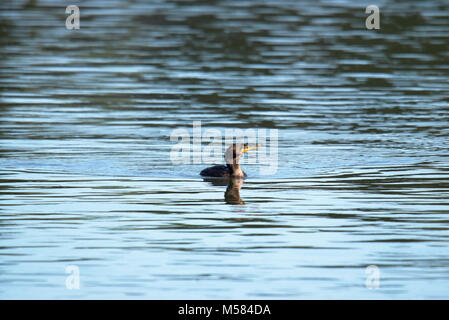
0 0 449 299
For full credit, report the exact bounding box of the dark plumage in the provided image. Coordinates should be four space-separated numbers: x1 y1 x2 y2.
200 165 247 178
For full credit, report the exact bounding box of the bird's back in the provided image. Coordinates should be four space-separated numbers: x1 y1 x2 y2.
200 165 232 177
200 165 247 178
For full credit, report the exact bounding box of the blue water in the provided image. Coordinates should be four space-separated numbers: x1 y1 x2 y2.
0 0 449 299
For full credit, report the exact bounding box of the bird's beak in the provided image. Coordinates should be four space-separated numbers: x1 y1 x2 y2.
243 144 260 153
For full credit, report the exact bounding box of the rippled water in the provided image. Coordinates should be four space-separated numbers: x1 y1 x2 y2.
1 0 449 299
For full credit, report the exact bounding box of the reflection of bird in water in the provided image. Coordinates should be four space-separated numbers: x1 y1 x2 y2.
225 178 245 205
202 177 245 205
200 143 259 178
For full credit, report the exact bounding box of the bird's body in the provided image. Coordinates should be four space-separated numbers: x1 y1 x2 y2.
200 143 258 178
200 165 247 178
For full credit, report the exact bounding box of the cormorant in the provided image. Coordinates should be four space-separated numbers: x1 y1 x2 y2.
200 143 259 178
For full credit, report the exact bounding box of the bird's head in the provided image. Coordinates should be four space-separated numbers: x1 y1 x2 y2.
225 143 260 165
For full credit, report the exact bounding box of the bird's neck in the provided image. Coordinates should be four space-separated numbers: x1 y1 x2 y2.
227 161 244 177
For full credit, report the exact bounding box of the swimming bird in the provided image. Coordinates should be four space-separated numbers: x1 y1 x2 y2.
200 143 259 178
